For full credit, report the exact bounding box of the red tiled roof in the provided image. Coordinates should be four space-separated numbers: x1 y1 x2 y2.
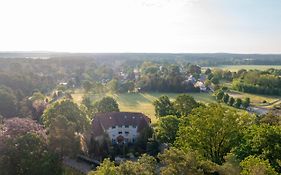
91 112 151 138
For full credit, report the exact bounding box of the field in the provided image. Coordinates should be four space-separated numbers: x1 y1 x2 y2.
227 90 280 108
209 65 281 72
72 90 216 123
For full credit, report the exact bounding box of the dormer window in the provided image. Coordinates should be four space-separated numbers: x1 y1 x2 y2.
112 126 116 129
125 125 129 128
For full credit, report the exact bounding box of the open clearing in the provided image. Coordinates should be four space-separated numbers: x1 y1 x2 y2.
72 90 216 123
209 65 281 72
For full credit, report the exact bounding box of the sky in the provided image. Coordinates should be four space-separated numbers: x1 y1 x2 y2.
0 0 281 53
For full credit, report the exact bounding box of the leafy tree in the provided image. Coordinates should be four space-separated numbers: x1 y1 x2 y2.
205 68 212 75
89 154 157 175
258 112 281 126
107 79 118 93
0 133 62 175
235 124 281 172
89 158 117 175
153 96 175 117
175 104 251 164
93 97 119 113
173 94 199 117
155 115 180 144
216 90 224 101
234 98 242 108
42 100 89 131
242 97 250 109
48 115 81 157
82 80 93 92
158 147 214 175
223 93 230 103
240 156 278 175
229 97 235 106
0 85 18 118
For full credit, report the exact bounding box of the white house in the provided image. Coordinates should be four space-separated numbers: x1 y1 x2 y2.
91 112 151 144
194 81 207 92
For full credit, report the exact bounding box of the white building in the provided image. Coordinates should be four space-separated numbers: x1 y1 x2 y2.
91 112 151 144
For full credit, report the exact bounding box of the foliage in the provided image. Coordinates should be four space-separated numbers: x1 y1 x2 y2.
240 156 278 175
175 104 251 164
234 124 281 172
42 100 89 132
93 96 120 113
0 85 18 118
173 94 199 117
153 96 175 117
158 147 215 175
223 93 229 103
155 115 180 144
48 115 81 157
88 154 157 175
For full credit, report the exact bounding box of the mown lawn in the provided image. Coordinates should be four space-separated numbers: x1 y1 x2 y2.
72 90 216 123
209 65 281 72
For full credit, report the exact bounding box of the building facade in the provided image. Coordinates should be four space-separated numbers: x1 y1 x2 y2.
91 112 151 145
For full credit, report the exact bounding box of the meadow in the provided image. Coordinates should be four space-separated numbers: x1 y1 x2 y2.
72 90 215 123
209 65 281 72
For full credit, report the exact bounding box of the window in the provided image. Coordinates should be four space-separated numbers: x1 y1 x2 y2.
133 126 136 128
118 131 122 134
112 126 116 129
125 125 129 128
125 131 129 134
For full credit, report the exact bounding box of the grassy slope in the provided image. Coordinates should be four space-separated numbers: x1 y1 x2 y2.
72 90 216 123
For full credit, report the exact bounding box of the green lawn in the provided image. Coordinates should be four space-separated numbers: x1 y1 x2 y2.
209 65 281 72
72 90 216 123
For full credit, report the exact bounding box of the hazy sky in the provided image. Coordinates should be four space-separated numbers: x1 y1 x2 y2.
0 0 281 53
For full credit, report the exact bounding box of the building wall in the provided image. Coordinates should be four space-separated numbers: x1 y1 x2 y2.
106 125 138 144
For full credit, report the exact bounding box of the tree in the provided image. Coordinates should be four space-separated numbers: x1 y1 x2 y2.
82 80 93 92
258 112 281 126
0 118 61 175
158 147 214 175
107 79 118 93
173 94 199 117
89 158 117 175
234 98 242 108
240 156 278 175
216 90 224 101
42 100 89 130
229 97 235 106
223 93 230 104
93 97 119 113
205 68 212 75
242 97 250 109
48 115 81 157
235 124 281 172
0 133 62 175
153 96 175 117
88 154 157 175
155 115 180 144
175 104 251 164
42 100 89 157
0 85 18 118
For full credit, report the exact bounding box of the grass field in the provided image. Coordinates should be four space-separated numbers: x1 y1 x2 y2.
72 90 216 123
209 65 281 72
227 90 280 108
